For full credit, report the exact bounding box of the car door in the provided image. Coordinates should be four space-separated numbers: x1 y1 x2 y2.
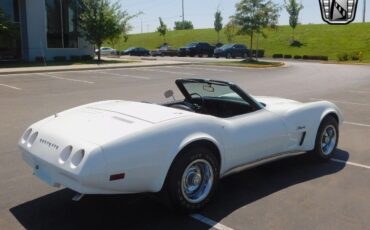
198 43 205 55
222 109 289 170
233 45 240 57
236 45 244 57
240 45 247 57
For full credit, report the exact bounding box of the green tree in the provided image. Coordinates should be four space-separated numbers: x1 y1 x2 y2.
78 0 134 62
224 22 239 43
157 17 168 43
107 19 133 50
232 0 280 60
214 10 223 43
174 20 194 30
285 0 303 41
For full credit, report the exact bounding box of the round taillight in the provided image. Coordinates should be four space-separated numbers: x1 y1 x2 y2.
59 146 73 164
22 128 32 144
71 149 85 168
27 132 38 148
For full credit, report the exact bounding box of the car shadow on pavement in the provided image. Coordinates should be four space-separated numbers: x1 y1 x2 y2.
10 150 349 230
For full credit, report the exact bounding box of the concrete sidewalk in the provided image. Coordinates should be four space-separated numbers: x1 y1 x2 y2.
0 59 191 75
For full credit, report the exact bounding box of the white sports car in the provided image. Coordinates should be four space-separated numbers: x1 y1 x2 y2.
18 79 343 212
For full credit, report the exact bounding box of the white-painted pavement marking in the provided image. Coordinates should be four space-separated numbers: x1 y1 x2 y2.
38 73 95 84
311 98 370 107
348 90 370 94
94 71 149 80
168 66 234 73
344 122 370 128
331 158 370 170
134 68 196 76
190 214 234 230
0 83 22 90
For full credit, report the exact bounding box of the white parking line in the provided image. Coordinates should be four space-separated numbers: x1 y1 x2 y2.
0 83 22 90
348 90 370 94
168 66 234 73
134 68 196 76
38 73 95 84
94 71 149 80
331 158 370 170
311 98 370 107
344 122 370 128
190 214 234 230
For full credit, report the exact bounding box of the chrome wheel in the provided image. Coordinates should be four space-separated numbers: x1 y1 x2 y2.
181 159 214 204
320 125 337 155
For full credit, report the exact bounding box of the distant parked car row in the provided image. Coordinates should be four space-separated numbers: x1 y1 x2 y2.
96 42 254 59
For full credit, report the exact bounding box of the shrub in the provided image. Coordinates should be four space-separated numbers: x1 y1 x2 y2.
174 20 194 30
349 52 363 61
272 54 283 58
320 56 329 61
358 52 364 61
302 55 309 60
284 54 292 59
253 49 265 58
81 55 93 61
35 56 44 63
290 40 303 47
293 55 302 59
337 53 349 61
70 56 81 61
54 56 66 62
337 52 363 61
310 56 321 60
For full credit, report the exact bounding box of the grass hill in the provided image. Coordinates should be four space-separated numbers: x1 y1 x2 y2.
112 23 370 61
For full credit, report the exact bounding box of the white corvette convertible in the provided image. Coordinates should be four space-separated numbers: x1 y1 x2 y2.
19 79 342 211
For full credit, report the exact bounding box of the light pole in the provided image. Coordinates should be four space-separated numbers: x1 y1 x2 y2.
141 18 143 33
182 0 185 23
363 0 367 22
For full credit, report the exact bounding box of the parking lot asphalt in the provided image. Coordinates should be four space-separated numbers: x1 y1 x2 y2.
0 60 369 230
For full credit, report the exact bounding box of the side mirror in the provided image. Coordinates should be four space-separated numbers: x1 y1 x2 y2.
164 90 175 100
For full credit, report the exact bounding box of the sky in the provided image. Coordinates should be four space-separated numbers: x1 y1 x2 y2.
118 0 369 34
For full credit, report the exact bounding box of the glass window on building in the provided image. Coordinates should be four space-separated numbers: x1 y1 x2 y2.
46 0 78 48
0 0 21 60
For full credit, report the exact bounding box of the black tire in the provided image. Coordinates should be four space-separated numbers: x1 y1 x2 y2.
165 145 219 213
311 115 339 161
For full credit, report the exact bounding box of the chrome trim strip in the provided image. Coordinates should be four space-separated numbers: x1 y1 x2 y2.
221 151 307 178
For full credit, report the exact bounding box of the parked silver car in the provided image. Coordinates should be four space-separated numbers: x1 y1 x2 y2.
95 47 117 56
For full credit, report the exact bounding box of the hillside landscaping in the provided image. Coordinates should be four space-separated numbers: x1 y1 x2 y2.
112 23 370 61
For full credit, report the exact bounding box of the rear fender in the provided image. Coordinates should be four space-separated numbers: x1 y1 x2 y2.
156 132 224 191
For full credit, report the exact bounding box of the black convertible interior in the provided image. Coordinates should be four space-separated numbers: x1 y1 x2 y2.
165 98 256 118
162 79 262 118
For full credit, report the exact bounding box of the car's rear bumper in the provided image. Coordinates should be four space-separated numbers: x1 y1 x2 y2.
20 148 111 194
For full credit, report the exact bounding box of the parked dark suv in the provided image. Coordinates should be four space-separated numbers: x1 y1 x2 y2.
178 42 215 57
214 44 249 58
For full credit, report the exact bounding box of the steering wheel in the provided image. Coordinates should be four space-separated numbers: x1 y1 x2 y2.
188 93 205 111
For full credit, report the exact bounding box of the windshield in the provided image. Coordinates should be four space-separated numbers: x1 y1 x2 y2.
220 44 234 49
181 81 245 103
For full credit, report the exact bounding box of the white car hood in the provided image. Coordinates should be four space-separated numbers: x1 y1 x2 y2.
37 101 193 145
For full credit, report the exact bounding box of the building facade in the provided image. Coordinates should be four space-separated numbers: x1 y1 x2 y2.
0 0 93 61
